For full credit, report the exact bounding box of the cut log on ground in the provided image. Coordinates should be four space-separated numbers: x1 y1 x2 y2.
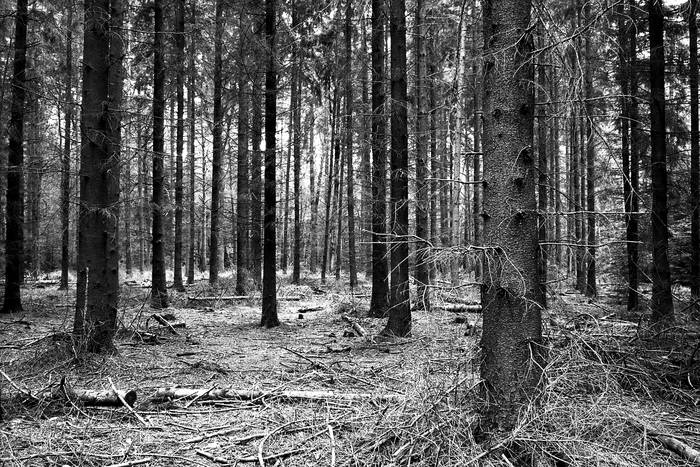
150 387 403 404
437 304 482 313
297 306 323 313
36 380 137 407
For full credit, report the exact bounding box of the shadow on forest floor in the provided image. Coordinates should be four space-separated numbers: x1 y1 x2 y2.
0 271 699 466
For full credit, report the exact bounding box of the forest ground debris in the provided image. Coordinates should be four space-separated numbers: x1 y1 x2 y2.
0 275 698 465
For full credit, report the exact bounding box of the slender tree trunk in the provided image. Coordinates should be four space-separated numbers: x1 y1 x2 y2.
236 10 251 294
472 53 482 281
60 1 73 290
321 86 338 284
690 0 699 302
361 17 372 279
151 0 169 308
187 1 197 285
137 123 145 273
250 53 263 288
480 0 544 430
74 0 123 351
628 0 641 311
282 96 292 274
648 0 674 322
292 4 302 284
414 0 430 311
209 0 223 286
450 27 467 287
383 0 410 336
345 0 358 288
173 0 186 291
1 0 27 313
428 38 438 284
335 135 345 281
261 0 279 327
309 106 319 273
124 128 132 276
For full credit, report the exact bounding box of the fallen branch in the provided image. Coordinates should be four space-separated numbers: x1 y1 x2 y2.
298 306 323 313
195 449 228 464
437 304 482 313
150 387 403 404
634 419 700 465
109 377 148 425
105 458 153 467
36 379 137 408
187 295 302 304
341 314 369 338
183 427 253 444
147 313 184 335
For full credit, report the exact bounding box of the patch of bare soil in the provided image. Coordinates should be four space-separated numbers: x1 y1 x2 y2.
0 274 698 466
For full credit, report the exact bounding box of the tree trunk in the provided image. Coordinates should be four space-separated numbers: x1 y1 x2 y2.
292 5 302 284
360 18 372 279
690 0 699 302
429 37 439 284
173 0 186 292
250 10 263 288
414 0 430 311
236 9 251 295
472 45 482 281
261 0 279 328
151 0 169 308
208 0 223 286
627 0 641 311
321 85 339 284
1 0 27 313
479 0 544 430
60 1 73 291
536 30 547 305
345 0 358 289
335 135 345 281
383 0 410 336
309 106 319 273
584 1 596 297
282 95 292 274
187 0 197 285
648 0 674 322
74 0 123 351
450 27 467 287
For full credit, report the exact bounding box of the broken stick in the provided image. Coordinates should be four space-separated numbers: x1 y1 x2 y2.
341 314 368 338
150 387 403 404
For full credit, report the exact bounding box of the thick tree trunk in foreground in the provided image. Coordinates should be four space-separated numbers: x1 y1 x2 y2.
690 0 699 302
151 0 168 309
173 0 186 292
236 10 250 295
74 0 123 352
1 0 27 313
261 0 279 328
480 0 544 430
209 0 223 286
60 1 73 291
627 0 641 311
648 0 674 323
414 0 430 311
383 0 410 336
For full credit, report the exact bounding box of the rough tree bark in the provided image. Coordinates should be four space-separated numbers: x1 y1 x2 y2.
173 0 186 292
292 3 302 284
480 0 544 430
250 50 263 289
648 0 674 323
208 0 223 286
369 0 389 318
536 29 547 305
74 0 123 351
236 7 250 295
690 0 699 302
151 0 169 308
261 0 279 328
584 0 596 297
1 0 27 314
627 0 641 311
414 0 430 311
321 85 339 284
382 0 410 337
60 0 73 291
187 0 196 285
344 0 358 289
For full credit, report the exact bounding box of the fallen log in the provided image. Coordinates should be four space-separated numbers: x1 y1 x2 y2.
298 306 323 314
437 304 482 313
147 313 185 335
634 419 700 465
38 382 137 408
150 387 403 404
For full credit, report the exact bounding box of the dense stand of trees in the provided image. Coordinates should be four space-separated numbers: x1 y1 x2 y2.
0 0 698 436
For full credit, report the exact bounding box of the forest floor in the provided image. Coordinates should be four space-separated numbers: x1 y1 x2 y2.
0 272 699 466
